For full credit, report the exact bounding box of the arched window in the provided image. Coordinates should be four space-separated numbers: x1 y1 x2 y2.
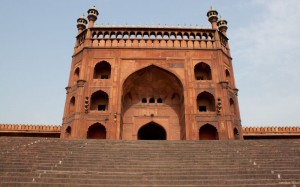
197 92 215 112
65 126 71 135
116 32 122 39
194 62 212 80
183 33 189 40
157 98 163 103
143 32 149 39
74 67 80 82
163 32 169 39
136 32 142 39
199 124 218 140
234 128 239 140
69 97 75 113
225 69 232 85
142 98 147 103
93 61 111 79
104 32 109 39
177 33 182 39
149 98 155 103
87 123 106 139
190 33 195 40
157 32 163 39
170 32 176 39
98 32 103 39
230 98 236 115
90 90 109 111
123 32 129 39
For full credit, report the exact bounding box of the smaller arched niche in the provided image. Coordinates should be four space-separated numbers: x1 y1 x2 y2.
87 123 106 139
233 128 239 140
138 122 166 140
65 126 71 137
194 62 212 80
90 90 109 111
93 61 111 79
74 67 80 82
69 97 75 113
230 98 236 115
199 124 219 140
197 92 215 112
225 69 232 85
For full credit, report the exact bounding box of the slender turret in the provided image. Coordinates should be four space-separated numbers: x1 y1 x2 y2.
217 17 228 36
87 6 99 28
207 7 219 29
77 15 88 34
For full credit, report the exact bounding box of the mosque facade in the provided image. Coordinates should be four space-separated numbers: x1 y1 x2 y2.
61 6 242 140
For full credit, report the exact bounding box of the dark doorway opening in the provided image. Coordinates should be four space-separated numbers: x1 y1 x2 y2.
199 124 219 140
138 122 166 140
87 123 106 139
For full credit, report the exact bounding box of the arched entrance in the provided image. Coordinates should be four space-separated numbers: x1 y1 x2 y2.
234 128 239 140
199 124 219 140
121 65 185 140
87 123 106 139
138 122 166 140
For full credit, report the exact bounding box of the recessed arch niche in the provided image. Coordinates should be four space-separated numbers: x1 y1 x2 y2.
121 65 185 140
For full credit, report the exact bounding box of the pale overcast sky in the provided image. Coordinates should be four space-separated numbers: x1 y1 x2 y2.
0 0 299 127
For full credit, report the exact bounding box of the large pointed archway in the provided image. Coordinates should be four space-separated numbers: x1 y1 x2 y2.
138 122 166 140
121 65 185 140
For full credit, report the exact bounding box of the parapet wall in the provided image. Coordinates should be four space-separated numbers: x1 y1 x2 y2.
0 124 299 138
243 126 300 136
0 124 61 133
74 26 229 55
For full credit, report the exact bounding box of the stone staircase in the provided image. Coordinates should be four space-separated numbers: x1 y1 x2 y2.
0 137 299 187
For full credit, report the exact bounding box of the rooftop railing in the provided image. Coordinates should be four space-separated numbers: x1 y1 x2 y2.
75 26 229 54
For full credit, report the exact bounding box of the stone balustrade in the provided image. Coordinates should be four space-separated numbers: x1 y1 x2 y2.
74 26 230 54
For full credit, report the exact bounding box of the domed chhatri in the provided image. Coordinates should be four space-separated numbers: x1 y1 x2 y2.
207 7 219 29
77 15 88 34
217 17 228 36
87 6 99 28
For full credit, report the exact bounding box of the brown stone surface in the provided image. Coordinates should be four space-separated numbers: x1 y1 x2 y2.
0 137 300 186
1 124 299 139
61 7 242 140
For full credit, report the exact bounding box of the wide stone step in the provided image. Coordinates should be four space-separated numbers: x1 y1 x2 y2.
1 137 299 187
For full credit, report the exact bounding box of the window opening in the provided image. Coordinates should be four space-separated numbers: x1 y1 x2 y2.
98 105 106 111
199 106 207 112
149 98 155 103
157 98 163 103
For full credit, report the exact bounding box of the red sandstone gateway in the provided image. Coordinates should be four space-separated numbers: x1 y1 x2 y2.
61 6 242 140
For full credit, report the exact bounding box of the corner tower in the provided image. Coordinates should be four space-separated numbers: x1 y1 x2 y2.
61 7 243 140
